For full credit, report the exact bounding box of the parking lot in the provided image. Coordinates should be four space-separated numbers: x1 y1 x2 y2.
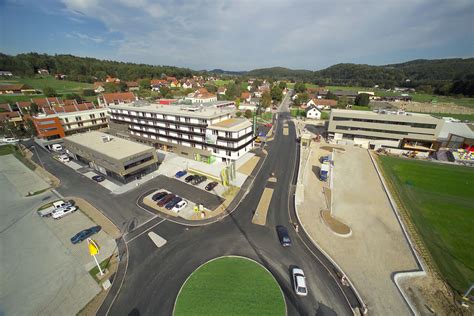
0 155 115 315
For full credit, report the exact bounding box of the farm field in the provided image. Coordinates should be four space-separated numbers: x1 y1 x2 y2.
377 156 474 294
174 257 285 316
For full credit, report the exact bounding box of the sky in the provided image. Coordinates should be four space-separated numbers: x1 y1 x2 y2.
1 0 473 71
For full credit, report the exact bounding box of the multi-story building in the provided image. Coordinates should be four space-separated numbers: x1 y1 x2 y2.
108 100 254 162
328 109 444 151
184 88 217 104
33 107 108 140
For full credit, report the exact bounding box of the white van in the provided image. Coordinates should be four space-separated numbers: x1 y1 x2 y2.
51 144 63 152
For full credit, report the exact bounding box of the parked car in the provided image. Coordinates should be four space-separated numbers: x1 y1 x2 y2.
292 267 308 296
51 144 63 152
52 206 78 219
92 175 105 182
38 200 74 217
184 175 196 183
158 194 175 207
165 196 182 210
276 225 292 247
70 226 102 244
175 170 187 178
320 155 330 163
58 154 70 163
172 200 188 213
192 176 207 185
205 181 218 191
152 191 168 201
1 137 19 143
265 123 273 127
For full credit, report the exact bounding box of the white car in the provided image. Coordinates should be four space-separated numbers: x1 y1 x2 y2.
1 137 19 143
52 206 77 219
172 200 188 213
58 154 70 162
292 267 308 296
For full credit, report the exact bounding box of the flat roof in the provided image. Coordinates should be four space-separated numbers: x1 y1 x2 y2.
208 118 252 131
64 131 154 160
110 100 236 119
331 109 440 119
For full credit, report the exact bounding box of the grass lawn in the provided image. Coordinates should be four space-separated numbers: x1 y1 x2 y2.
350 105 371 111
212 79 234 87
410 93 474 108
0 77 92 94
290 108 306 117
378 156 474 293
89 258 111 283
174 257 285 316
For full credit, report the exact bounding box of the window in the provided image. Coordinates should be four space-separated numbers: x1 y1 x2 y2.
185 117 190 123
213 130 218 135
75 116 81 122
64 118 69 123
92 120 97 124
226 150 231 156
78 122 84 127
225 132 232 138
89 114 95 119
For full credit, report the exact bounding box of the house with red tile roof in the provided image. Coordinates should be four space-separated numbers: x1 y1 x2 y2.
31 97 65 109
105 76 120 83
94 82 105 93
306 98 337 110
185 88 217 104
240 91 251 102
0 103 13 112
98 92 137 107
126 81 139 91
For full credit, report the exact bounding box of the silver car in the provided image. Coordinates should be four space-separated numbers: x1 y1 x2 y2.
292 267 308 296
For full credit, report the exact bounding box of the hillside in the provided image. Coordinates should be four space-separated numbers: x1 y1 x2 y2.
245 67 314 81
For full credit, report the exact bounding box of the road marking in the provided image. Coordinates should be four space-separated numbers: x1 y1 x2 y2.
126 218 166 244
252 188 274 226
148 232 167 247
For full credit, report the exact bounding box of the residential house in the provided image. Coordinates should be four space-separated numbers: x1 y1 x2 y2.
0 103 13 112
31 97 65 110
98 92 137 107
185 88 217 104
333 90 358 102
94 82 105 93
106 76 120 83
182 80 194 89
16 101 33 115
151 79 167 91
126 82 139 91
217 87 227 95
0 84 35 95
240 91 251 102
0 111 22 127
306 99 337 110
306 105 322 120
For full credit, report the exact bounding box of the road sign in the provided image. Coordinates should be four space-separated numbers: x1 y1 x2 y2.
88 239 100 256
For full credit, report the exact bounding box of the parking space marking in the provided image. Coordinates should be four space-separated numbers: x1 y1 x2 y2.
125 218 166 244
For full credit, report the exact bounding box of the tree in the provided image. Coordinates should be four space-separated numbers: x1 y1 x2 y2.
261 91 272 109
205 84 217 93
66 93 83 103
337 96 348 108
83 89 96 97
159 86 173 98
235 98 241 110
278 81 287 90
117 82 128 92
326 91 338 100
29 103 39 115
139 79 151 90
294 82 306 93
236 111 242 118
104 82 118 93
294 92 309 105
43 87 57 97
354 93 370 106
271 85 283 102
244 109 252 119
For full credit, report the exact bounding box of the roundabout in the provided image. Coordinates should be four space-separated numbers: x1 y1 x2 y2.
174 256 286 316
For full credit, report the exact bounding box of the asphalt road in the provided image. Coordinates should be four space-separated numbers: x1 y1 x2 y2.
27 91 356 315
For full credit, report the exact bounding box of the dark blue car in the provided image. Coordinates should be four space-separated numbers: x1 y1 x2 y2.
70 226 102 244
165 196 182 210
175 170 187 178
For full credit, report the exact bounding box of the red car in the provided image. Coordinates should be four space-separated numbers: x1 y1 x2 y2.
264 123 273 127
158 194 175 207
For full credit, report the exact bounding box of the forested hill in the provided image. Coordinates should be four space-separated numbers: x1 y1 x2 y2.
0 53 196 82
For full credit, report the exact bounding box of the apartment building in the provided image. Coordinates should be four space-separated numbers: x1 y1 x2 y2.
33 108 108 140
98 92 137 107
108 100 254 162
328 109 444 151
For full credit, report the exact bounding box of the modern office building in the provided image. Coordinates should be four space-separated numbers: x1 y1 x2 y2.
32 107 108 140
328 109 444 151
63 131 158 183
108 100 254 162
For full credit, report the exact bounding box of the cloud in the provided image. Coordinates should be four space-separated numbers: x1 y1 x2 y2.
67 31 105 43
32 0 474 69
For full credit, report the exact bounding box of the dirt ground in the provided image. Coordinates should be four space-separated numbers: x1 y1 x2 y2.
390 101 474 114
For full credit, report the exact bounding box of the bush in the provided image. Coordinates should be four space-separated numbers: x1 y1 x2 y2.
83 89 96 96
244 109 252 119
236 111 242 118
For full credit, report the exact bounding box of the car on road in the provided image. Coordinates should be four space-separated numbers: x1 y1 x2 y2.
92 175 105 182
205 181 218 191
192 176 207 185
292 267 308 296
264 123 273 127
1 137 19 143
58 154 70 163
165 196 182 210
184 175 196 183
172 200 188 213
158 194 175 207
52 206 78 219
276 225 292 247
152 191 168 201
70 226 102 244
175 170 187 178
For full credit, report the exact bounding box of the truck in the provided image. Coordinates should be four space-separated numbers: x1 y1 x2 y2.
37 200 75 217
319 162 330 182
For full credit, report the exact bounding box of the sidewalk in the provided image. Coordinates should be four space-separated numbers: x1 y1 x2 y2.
295 140 419 315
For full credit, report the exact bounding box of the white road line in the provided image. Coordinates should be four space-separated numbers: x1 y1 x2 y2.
126 218 166 244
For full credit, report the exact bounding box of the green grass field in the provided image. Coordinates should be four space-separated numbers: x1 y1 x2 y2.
0 77 92 93
378 156 474 293
211 79 234 87
174 257 285 316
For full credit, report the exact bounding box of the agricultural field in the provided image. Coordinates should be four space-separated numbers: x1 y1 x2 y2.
378 156 474 294
211 79 234 87
174 257 285 316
